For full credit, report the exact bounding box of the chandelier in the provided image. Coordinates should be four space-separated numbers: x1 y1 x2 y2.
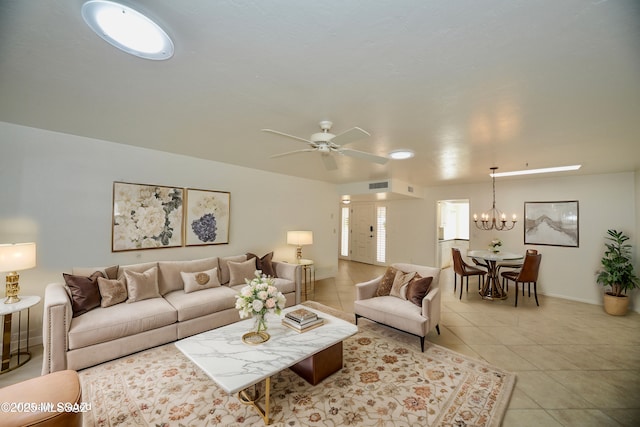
473 167 517 231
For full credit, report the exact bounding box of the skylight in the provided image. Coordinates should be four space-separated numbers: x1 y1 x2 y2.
81 0 174 60
490 165 582 177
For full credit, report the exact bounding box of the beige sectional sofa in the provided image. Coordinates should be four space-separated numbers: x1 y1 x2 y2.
42 254 301 374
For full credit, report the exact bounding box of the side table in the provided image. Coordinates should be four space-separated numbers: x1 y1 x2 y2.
1 295 40 374
298 259 315 299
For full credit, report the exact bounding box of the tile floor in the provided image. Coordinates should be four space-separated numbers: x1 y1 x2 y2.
2 260 639 427
308 260 640 427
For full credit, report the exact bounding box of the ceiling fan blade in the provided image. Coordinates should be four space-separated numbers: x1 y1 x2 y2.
330 127 370 146
340 148 389 165
321 153 338 170
269 148 316 159
262 129 314 145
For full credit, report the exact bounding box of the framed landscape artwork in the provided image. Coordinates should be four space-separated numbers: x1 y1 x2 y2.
112 182 184 252
185 189 230 246
524 201 579 247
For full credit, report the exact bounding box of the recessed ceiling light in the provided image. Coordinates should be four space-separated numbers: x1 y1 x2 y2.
81 0 174 60
490 165 582 177
388 149 415 160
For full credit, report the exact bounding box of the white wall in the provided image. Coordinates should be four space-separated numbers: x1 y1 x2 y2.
0 122 339 344
384 172 638 312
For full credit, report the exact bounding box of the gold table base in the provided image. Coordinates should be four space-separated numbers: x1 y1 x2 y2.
238 377 271 424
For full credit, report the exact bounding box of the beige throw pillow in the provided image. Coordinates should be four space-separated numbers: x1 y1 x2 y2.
389 270 416 299
228 258 257 286
181 267 221 293
97 277 128 307
219 255 247 284
125 266 161 303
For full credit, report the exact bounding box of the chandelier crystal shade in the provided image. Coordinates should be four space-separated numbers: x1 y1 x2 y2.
473 167 517 231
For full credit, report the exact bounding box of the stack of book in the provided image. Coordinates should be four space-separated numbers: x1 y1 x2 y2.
282 308 324 332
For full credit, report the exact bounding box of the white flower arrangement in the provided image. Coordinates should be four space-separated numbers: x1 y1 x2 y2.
235 272 287 322
489 238 503 252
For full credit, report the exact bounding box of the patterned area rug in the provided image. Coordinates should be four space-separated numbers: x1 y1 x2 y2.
79 302 515 426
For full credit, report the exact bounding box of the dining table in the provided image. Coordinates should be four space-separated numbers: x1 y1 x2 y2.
467 250 523 300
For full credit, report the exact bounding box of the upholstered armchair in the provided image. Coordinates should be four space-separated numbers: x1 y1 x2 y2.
353 263 441 352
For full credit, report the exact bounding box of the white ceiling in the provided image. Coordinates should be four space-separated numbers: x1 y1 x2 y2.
1 0 639 187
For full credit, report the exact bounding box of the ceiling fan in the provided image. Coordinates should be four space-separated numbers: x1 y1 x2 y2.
262 120 389 170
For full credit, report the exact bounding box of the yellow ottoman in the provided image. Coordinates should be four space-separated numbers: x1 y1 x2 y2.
0 370 82 427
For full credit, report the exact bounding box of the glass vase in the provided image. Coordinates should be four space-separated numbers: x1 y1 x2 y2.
254 312 268 333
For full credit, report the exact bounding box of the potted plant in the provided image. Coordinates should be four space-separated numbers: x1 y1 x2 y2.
596 229 639 315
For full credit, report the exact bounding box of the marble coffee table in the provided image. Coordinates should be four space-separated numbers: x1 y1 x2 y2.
175 304 357 424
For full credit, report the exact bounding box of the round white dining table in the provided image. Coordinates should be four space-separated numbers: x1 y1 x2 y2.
467 250 523 300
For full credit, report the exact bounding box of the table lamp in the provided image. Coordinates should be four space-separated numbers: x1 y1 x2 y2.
287 231 313 261
0 242 37 304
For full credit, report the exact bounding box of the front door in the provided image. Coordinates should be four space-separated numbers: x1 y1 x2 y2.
351 203 376 264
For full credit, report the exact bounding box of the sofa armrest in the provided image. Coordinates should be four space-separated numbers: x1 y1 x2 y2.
42 283 72 375
273 261 302 304
421 286 441 327
355 276 383 301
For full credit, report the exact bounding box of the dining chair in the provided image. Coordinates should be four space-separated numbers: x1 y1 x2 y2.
500 252 542 306
497 249 538 290
451 248 486 300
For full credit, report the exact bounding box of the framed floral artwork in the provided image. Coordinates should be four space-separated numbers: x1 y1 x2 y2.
185 189 230 246
112 182 184 251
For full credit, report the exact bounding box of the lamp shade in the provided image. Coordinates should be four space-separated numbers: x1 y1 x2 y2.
287 231 313 246
0 242 37 272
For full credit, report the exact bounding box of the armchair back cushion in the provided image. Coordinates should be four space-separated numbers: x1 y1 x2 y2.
392 263 441 288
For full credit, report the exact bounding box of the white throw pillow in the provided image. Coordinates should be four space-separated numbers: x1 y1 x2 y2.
181 267 221 293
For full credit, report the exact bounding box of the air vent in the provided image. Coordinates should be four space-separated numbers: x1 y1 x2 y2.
407 186 414 193
368 181 389 190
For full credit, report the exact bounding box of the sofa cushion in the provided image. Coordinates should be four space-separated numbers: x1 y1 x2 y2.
157 257 219 295
181 267 221 293
71 265 118 280
63 271 104 317
97 277 128 307
164 286 239 322
375 266 397 297
68 297 177 350
246 252 276 277
117 261 159 280
219 255 247 284
125 266 161 303
228 258 257 286
354 296 427 337
389 270 416 298
406 276 433 306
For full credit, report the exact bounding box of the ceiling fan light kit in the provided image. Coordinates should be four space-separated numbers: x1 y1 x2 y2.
263 120 389 170
388 149 415 160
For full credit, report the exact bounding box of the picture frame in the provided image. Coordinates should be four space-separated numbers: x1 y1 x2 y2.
185 188 230 246
112 182 184 252
524 201 579 247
